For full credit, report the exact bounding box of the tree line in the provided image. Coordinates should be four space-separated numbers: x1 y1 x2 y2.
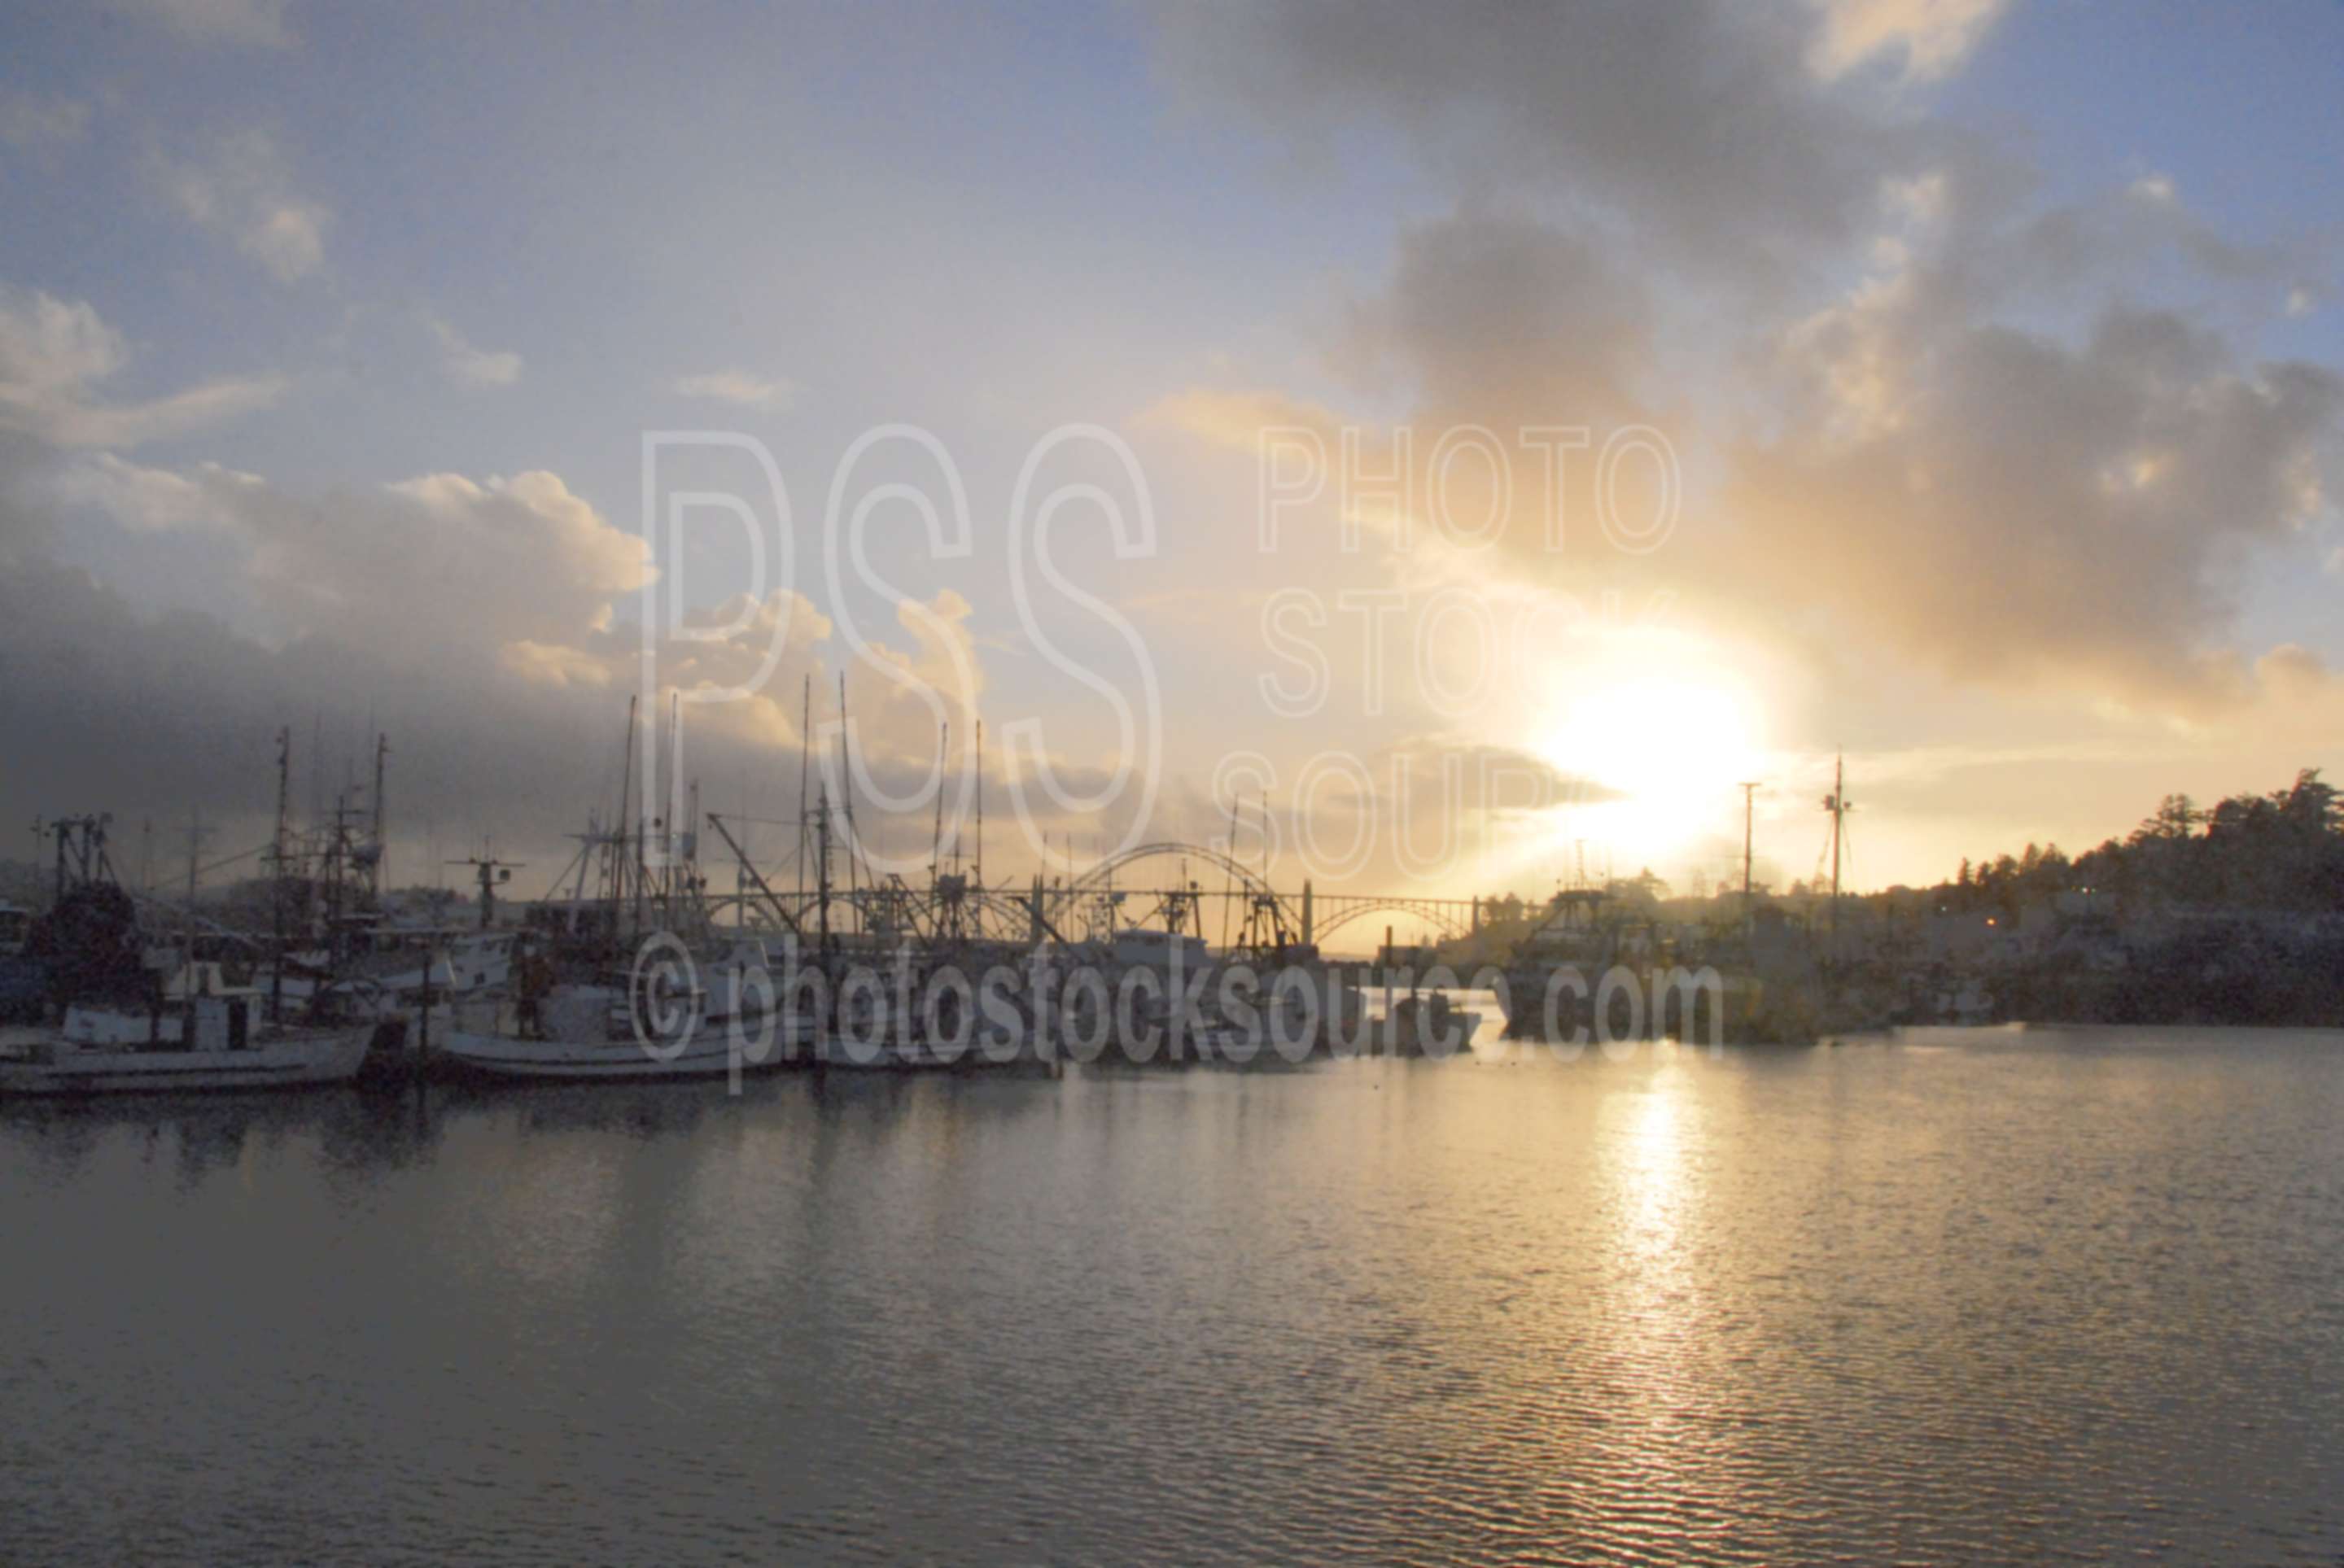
1944 769 2343 915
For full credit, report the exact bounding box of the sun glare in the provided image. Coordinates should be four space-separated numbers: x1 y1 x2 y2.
1533 664 1765 878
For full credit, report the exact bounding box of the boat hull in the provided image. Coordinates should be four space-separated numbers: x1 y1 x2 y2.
435 1018 811 1081
0 1026 374 1096
812 1032 1043 1071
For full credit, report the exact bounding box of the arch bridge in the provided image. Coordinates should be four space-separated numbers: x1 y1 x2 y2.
695 835 1485 951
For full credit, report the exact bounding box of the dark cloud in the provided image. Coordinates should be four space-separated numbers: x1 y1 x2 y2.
1155 0 1962 281
1339 212 1651 423
0 444 1050 888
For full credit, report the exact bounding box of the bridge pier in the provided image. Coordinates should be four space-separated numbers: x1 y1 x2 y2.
1302 880 1314 946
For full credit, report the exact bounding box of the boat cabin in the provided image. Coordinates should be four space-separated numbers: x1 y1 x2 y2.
0 902 30 959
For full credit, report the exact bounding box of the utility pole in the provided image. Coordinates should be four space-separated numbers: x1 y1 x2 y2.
1738 780 1760 906
1821 754 1852 957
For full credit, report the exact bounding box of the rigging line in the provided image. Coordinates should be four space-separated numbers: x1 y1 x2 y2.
193 841 268 879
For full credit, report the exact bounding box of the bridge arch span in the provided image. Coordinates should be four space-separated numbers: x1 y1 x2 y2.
1069 841 1279 903
1309 898 1475 945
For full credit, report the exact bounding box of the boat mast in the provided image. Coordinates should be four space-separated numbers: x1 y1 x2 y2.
1219 796 1239 949
667 692 685 924
614 695 636 911
795 675 811 906
183 805 203 976
273 726 291 1023
372 732 389 896
1259 793 1270 882
930 722 948 887
837 674 859 927
629 694 648 941
816 780 833 959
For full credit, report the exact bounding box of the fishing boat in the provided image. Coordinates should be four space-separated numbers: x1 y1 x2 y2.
803 946 1048 1071
1498 889 1620 1037
265 928 519 1014
435 940 810 1081
436 1013 808 1080
2 809 374 1095
0 980 372 1096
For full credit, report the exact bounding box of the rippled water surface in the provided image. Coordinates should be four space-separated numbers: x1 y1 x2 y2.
6 1018 2343 1563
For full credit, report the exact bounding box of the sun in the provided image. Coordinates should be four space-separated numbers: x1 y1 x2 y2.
1533 663 1765 876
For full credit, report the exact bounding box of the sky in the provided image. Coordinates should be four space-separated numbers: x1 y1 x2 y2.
1 0 2340 936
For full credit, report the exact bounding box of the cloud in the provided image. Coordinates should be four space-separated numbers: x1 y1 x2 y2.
1148 2 2339 730
1154 1 1968 273
426 316 523 387
1730 296 2338 711
43 451 983 767
0 91 90 153
1139 387 1340 456
1148 208 1664 563
159 129 327 282
60 457 650 653
0 439 1048 882
1806 0 2010 81
107 0 293 46
1340 212 1652 421
50 452 264 532
0 284 285 448
1706 160 2339 713
666 370 795 410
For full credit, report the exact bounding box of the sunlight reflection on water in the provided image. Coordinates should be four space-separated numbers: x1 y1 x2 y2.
2 1022 2341 1563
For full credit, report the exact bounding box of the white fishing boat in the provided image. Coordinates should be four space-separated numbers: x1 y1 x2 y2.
437 1013 811 1080
0 989 372 1097
260 928 519 1020
435 941 809 1081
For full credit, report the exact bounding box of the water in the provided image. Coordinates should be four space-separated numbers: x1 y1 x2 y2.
5 1011 2342 1563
